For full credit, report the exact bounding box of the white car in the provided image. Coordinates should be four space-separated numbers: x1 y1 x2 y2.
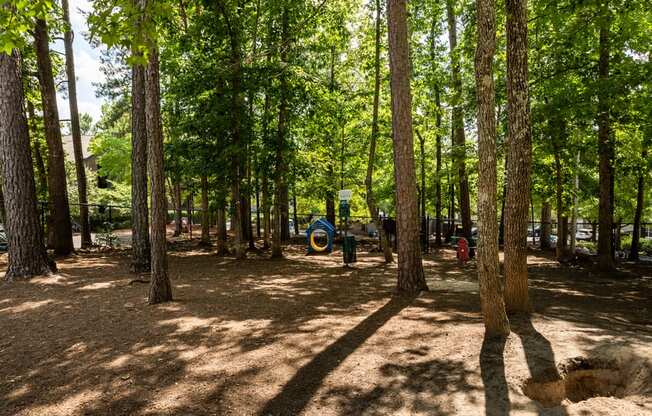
576 230 593 241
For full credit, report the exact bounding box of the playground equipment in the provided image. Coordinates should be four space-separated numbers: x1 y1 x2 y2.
456 237 470 264
306 219 335 254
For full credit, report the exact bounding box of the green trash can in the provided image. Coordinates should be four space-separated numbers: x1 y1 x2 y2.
343 235 357 264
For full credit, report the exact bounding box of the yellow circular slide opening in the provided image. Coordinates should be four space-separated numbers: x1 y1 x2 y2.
310 229 329 252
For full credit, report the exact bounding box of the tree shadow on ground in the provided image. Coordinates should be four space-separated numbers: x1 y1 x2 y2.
0 245 650 415
510 314 566 416
480 335 510 416
257 295 413 416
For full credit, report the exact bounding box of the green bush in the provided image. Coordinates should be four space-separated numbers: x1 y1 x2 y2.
620 235 652 255
577 241 597 252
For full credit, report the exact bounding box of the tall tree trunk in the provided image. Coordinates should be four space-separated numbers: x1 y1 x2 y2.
244 167 253 249
292 187 299 235
614 217 622 252
229 200 235 232
365 0 394 263
503 0 532 312
145 45 172 304
498 159 507 244
629 149 646 261
326 196 336 227
173 181 182 236
447 178 456 241
220 3 246 259
570 150 580 253
446 0 472 240
553 141 568 259
261 64 272 251
387 0 428 295
540 201 551 249
0 51 53 279
187 193 193 238
34 19 74 256
272 7 290 259
597 4 615 270
216 198 229 256
62 0 91 249
429 16 443 247
416 130 426 220
201 174 210 245
262 172 270 250
434 89 443 246
474 0 510 337
255 163 261 238
326 47 337 227
280 185 290 242
130 0 150 271
130 58 151 272
0 182 5 226
26 101 48 197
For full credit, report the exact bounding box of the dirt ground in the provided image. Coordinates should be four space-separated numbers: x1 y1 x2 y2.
1 237 651 416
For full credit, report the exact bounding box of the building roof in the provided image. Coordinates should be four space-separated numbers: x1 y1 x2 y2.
61 135 94 161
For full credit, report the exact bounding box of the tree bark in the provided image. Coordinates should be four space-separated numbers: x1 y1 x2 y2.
262 172 270 250
146 45 172 304
255 162 261 238
62 0 91 248
26 101 48 197
216 198 229 256
387 0 428 295
553 140 568 259
130 59 151 272
280 185 290 242
446 0 472 240
0 51 53 279
366 0 394 263
416 130 426 221
434 88 443 246
474 0 510 337
629 149 646 261
292 188 299 235
272 7 290 259
570 150 580 253
540 201 551 249
597 4 615 270
503 0 532 312
219 2 246 259
173 181 182 236
326 47 337 228
34 19 74 256
201 174 210 245
428 16 443 247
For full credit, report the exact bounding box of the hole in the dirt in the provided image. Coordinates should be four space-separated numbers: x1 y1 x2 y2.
522 357 627 408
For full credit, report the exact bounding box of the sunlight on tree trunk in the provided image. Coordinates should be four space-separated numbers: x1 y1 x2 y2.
597 4 615 271
0 51 53 279
146 45 172 304
387 0 427 295
34 19 74 257
62 0 92 249
503 0 532 313
474 0 510 337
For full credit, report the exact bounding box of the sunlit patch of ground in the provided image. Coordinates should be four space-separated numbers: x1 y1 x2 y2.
0 242 650 416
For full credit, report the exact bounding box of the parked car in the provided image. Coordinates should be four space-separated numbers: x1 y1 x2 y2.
576 229 593 241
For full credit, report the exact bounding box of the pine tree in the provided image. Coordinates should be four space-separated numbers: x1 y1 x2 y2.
0 51 53 279
387 0 428 295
